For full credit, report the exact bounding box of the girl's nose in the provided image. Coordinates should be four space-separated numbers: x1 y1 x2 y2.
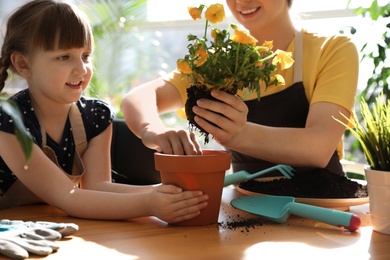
73 60 88 75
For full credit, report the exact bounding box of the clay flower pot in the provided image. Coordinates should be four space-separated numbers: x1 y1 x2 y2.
154 150 231 226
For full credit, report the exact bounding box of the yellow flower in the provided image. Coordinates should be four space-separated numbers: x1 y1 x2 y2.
258 41 273 53
177 59 192 74
230 26 258 45
205 4 225 24
194 48 208 67
270 74 285 87
272 50 294 70
188 6 202 20
177 3 294 101
255 61 263 67
262 41 273 49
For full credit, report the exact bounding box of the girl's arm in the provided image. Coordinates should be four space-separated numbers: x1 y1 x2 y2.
79 123 153 193
121 77 201 155
0 130 208 222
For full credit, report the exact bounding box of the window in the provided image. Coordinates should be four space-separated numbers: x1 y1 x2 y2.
141 0 386 91
0 0 386 99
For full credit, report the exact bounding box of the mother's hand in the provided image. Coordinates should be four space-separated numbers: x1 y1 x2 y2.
193 90 248 147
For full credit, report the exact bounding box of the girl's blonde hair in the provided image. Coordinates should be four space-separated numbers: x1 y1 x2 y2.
0 0 93 92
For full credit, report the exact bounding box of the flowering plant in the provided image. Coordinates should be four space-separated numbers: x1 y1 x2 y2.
334 93 390 171
177 3 294 143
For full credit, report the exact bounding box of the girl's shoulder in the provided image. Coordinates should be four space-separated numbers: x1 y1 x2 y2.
77 96 115 117
0 89 36 135
77 96 115 140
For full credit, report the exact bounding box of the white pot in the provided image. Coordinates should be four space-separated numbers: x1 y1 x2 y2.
365 168 390 235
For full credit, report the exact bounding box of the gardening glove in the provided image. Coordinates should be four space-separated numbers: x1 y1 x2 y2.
0 219 79 237
0 227 61 259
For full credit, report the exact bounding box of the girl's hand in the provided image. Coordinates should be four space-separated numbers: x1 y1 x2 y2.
141 128 202 155
147 184 209 223
193 90 248 147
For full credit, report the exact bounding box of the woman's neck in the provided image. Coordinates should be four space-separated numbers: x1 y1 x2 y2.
251 20 296 51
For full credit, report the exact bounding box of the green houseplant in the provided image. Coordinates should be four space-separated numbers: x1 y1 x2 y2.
336 93 389 171
335 93 390 235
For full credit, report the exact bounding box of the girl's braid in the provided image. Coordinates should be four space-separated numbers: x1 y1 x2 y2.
0 54 11 92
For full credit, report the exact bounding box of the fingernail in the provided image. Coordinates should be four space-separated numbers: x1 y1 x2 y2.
211 90 219 96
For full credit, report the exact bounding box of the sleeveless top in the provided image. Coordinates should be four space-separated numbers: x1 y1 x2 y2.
228 30 344 176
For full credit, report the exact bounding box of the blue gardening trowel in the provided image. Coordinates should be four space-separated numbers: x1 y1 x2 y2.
231 196 361 232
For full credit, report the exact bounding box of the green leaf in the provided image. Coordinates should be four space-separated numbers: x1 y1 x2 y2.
334 93 390 170
0 99 33 164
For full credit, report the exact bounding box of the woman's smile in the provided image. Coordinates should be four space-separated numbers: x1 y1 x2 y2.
239 6 260 19
240 7 260 15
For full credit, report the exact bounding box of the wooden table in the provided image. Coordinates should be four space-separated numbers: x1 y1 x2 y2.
0 187 389 260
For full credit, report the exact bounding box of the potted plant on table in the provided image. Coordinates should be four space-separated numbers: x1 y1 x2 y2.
335 93 390 235
154 3 293 226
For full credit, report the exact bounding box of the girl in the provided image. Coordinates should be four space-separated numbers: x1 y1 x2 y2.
121 0 359 175
0 0 208 223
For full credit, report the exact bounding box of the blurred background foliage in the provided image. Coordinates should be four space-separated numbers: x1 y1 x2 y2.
76 0 197 139
354 0 389 103
78 0 148 116
343 0 390 161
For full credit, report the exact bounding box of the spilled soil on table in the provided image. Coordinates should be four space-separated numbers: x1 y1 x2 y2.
238 168 368 198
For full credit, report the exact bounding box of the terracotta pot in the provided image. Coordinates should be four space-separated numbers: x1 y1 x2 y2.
154 150 231 226
365 168 390 235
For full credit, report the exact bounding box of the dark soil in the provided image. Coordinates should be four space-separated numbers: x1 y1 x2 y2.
218 216 266 232
238 168 368 199
185 85 214 144
185 84 237 144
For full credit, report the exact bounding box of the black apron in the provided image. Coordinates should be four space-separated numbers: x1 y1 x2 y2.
229 30 344 176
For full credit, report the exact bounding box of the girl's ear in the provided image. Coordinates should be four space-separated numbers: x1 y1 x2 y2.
10 52 31 77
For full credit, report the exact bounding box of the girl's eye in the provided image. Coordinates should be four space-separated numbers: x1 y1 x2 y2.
83 54 91 62
58 55 69 61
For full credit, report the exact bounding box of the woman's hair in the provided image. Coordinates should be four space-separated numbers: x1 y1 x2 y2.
0 0 93 92
288 0 293 8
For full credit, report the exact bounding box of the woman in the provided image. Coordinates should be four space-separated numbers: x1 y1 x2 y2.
121 0 359 175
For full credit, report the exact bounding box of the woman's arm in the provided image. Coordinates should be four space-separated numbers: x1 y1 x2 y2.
121 77 201 155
